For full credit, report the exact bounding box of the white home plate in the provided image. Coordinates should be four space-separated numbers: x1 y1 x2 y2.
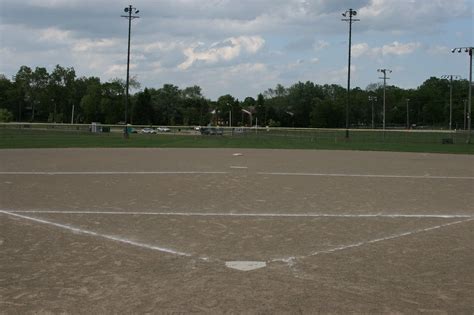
225 261 267 271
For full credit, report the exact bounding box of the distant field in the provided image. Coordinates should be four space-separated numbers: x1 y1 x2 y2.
0 128 473 154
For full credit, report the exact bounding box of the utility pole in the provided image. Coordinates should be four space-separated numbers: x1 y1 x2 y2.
121 5 140 139
452 47 473 143
341 9 359 138
441 75 461 130
377 69 392 132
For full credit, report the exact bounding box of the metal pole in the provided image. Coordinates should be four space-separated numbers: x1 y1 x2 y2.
346 13 352 137
342 9 359 138
378 69 391 133
383 75 386 130
451 47 473 143
449 77 453 130
371 98 374 129
121 5 139 138
468 49 472 144
406 99 410 129
464 99 467 130
124 5 132 139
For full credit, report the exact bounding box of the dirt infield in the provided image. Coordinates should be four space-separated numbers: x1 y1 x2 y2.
1 148 473 313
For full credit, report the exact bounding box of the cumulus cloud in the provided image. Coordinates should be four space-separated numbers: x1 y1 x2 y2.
352 41 421 58
178 36 265 70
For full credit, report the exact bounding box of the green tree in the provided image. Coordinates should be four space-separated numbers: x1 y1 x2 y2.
79 77 101 123
133 88 154 125
0 108 13 122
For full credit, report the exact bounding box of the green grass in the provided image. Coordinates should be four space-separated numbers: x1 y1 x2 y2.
0 129 472 154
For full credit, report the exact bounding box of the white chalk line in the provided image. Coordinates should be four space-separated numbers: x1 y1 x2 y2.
0 171 228 175
272 218 474 264
4 209 473 219
1 171 473 180
258 172 474 180
0 210 193 258
3 209 473 269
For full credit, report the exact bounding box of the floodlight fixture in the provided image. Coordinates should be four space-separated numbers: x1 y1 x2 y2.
451 46 473 143
377 68 392 132
121 4 140 139
341 8 360 137
441 74 462 130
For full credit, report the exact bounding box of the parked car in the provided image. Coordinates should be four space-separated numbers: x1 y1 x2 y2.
139 128 156 134
200 127 224 135
156 127 171 132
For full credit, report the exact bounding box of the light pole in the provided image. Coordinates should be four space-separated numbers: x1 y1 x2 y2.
368 95 377 129
121 5 140 139
441 74 461 130
452 47 473 143
406 98 410 129
341 9 359 138
464 99 467 130
378 69 392 131
227 103 232 128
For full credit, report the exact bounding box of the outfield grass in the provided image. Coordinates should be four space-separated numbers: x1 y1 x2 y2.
0 128 473 154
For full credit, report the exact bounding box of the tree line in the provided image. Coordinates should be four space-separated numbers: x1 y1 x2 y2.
0 64 471 129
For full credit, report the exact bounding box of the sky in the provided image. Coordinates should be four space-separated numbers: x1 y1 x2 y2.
0 0 472 100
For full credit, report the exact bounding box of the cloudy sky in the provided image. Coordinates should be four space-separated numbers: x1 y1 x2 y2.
0 0 472 100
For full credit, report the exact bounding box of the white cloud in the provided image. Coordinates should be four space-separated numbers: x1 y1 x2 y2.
377 41 421 56
72 38 119 53
352 41 421 58
178 36 265 70
39 27 72 42
352 43 370 58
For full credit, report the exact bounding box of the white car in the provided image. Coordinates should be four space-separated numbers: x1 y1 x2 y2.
157 127 171 132
139 128 156 134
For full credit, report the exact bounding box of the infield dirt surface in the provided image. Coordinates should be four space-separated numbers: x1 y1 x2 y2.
1 148 473 313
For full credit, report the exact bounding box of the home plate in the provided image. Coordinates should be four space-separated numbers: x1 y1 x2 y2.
225 261 267 271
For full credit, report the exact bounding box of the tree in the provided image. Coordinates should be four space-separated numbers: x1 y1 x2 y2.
0 75 15 117
79 77 101 123
133 88 154 125
30 67 50 121
310 98 344 128
14 66 33 121
0 108 13 122
49 65 76 122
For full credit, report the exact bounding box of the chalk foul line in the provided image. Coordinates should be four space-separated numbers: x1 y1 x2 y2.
0 171 473 180
258 172 474 180
4 210 473 219
0 171 228 175
271 218 474 264
0 210 192 258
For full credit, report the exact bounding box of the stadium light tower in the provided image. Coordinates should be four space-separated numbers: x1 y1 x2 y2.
441 75 461 130
341 9 360 138
121 5 140 139
451 47 473 143
378 68 392 131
